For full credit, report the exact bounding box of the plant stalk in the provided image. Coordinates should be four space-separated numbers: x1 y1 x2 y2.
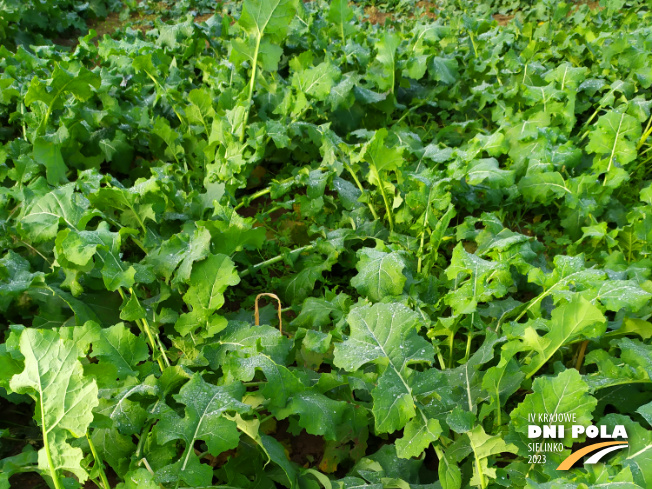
636 113 652 150
370 166 394 231
87 433 111 489
43 431 64 489
118 288 168 370
343 162 379 220
240 245 315 278
240 36 262 143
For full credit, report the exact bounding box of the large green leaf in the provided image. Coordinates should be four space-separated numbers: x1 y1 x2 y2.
18 184 95 243
177 253 240 336
587 110 642 187
238 0 298 46
510 369 596 449
92 323 150 380
521 295 606 378
351 248 407 301
155 374 249 487
334 303 440 457
10 329 99 485
328 0 355 42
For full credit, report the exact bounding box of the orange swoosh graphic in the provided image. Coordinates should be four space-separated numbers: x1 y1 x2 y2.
556 441 628 470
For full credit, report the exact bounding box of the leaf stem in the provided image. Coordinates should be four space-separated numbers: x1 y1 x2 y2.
234 187 271 211
20 102 27 139
468 31 478 57
17 239 53 267
343 162 379 220
240 244 315 278
131 287 170 369
87 433 111 489
240 35 262 143
494 386 501 429
575 340 589 371
394 101 425 127
144 70 184 125
471 443 487 489
42 431 64 489
118 288 168 370
135 420 155 460
370 165 394 231
463 330 474 364
448 331 455 368
636 113 652 150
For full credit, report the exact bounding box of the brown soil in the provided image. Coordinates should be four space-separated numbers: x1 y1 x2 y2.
363 0 601 26
416 1 438 19
274 419 325 467
195 13 214 23
8 473 46 489
493 13 515 25
365 6 394 25
365 1 438 24
87 12 125 38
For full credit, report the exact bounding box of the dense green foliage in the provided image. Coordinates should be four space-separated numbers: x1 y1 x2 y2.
1 0 652 488
0 0 120 45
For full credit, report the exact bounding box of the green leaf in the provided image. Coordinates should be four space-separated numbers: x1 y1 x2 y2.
525 254 605 315
145 226 211 284
446 406 476 434
92 323 149 380
591 280 652 312
56 222 137 292
437 448 462 489
276 259 332 304
394 416 442 458
334 303 438 456
293 62 340 100
600 414 652 487
518 172 570 203
587 110 642 186
510 369 596 448
0 251 44 312
584 338 652 391
292 293 350 330
230 414 299 487
25 65 100 107
466 158 515 188
206 323 293 369
467 425 518 488
368 32 400 92
362 128 404 183
91 428 137 479
0 448 38 489
10 329 98 485
328 0 355 42
18 184 94 243
203 205 266 257
445 243 511 315
115 468 159 489
428 56 459 84
238 0 298 42
351 248 406 301
185 254 239 312
155 374 249 487
95 377 156 435
521 295 606 378
33 137 67 186
227 353 304 409
178 254 240 336
275 390 348 440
